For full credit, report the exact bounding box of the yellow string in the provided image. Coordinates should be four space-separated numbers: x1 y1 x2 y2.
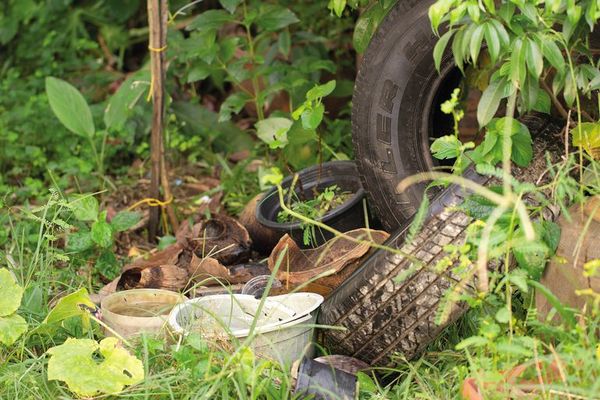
148 45 167 52
127 196 173 211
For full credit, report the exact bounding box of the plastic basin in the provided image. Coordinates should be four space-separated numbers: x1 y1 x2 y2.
168 293 324 365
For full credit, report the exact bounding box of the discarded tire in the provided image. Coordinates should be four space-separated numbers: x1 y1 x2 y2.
319 117 561 366
352 0 461 231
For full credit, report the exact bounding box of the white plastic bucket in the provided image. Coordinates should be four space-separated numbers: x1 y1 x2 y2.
168 293 324 365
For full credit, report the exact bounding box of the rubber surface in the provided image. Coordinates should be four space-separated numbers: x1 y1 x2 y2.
320 116 561 366
352 0 455 231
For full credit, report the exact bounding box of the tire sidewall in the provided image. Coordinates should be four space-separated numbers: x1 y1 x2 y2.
352 0 453 231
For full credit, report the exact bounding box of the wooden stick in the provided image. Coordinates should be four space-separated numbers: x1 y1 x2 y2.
147 0 167 241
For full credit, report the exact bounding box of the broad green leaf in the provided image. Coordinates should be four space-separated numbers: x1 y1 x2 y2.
110 211 141 232
513 239 549 280
66 230 94 253
434 30 454 72
572 122 600 158
541 221 561 254
301 103 324 130
256 6 299 31
0 269 23 317
511 125 533 167
95 251 120 280
0 314 28 346
484 23 500 63
306 80 336 101
406 195 430 244
510 39 526 84
45 77 95 138
431 135 462 159
47 337 144 397
526 39 543 78
428 0 452 33
477 79 505 127
532 90 551 113
495 307 510 323
541 40 564 70
218 92 251 123
278 29 291 57
104 71 149 130
255 117 292 149
186 63 212 83
353 5 380 53
91 219 113 248
71 195 99 222
328 0 346 17
42 288 95 326
469 25 484 63
219 0 241 14
187 10 234 32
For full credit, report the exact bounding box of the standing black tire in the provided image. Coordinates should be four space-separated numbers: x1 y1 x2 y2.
352 0 460 231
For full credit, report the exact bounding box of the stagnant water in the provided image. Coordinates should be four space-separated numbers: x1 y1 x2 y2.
108 301 174 317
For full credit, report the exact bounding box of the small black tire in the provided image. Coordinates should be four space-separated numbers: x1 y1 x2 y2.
352 0 458 231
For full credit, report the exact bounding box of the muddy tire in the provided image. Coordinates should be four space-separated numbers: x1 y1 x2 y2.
320 116 561 366
352 0 462 231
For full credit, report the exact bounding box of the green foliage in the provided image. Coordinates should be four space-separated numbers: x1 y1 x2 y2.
47 337 144 397
277 184 351 246
430 0 600 125
66 195 140 280
0 269 27 346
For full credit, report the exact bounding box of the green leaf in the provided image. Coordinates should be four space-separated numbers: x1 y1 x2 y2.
71 195 99 222
219 0 241 14
104 71 149 130
433 30 454 72
328 0 346 17
495 307 510 323
278 29 291 57
91 219 113 248
456 336 488 350
255 117 292 149
66 230 94 253
511 125 533 167
47 337 144 397
431 135 462 159
306 80 336 101
0 314 28 346
406 195 429 244
513 239 549 280
469 25 484 63
110 211 141 232
477 79 505 127
484 23 500 63
95 251 120 280
571 122 600 157
564 75 576 107
528 280 576 327
41 288 95 327
0 269 23 317
187 63 212 83
532 90 551 113
45 77 95 138
541 221 561 254
256 6 299 31
219 92 251 123
353 3 385 54
510 39 526 85
541 39 564 70
525 39 543 78
187 10 234 32
301 103 324 130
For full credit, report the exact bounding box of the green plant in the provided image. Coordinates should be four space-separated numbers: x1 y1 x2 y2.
47 337 144 398
277 183 352 246
0 268 28 346
66 194 140 281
